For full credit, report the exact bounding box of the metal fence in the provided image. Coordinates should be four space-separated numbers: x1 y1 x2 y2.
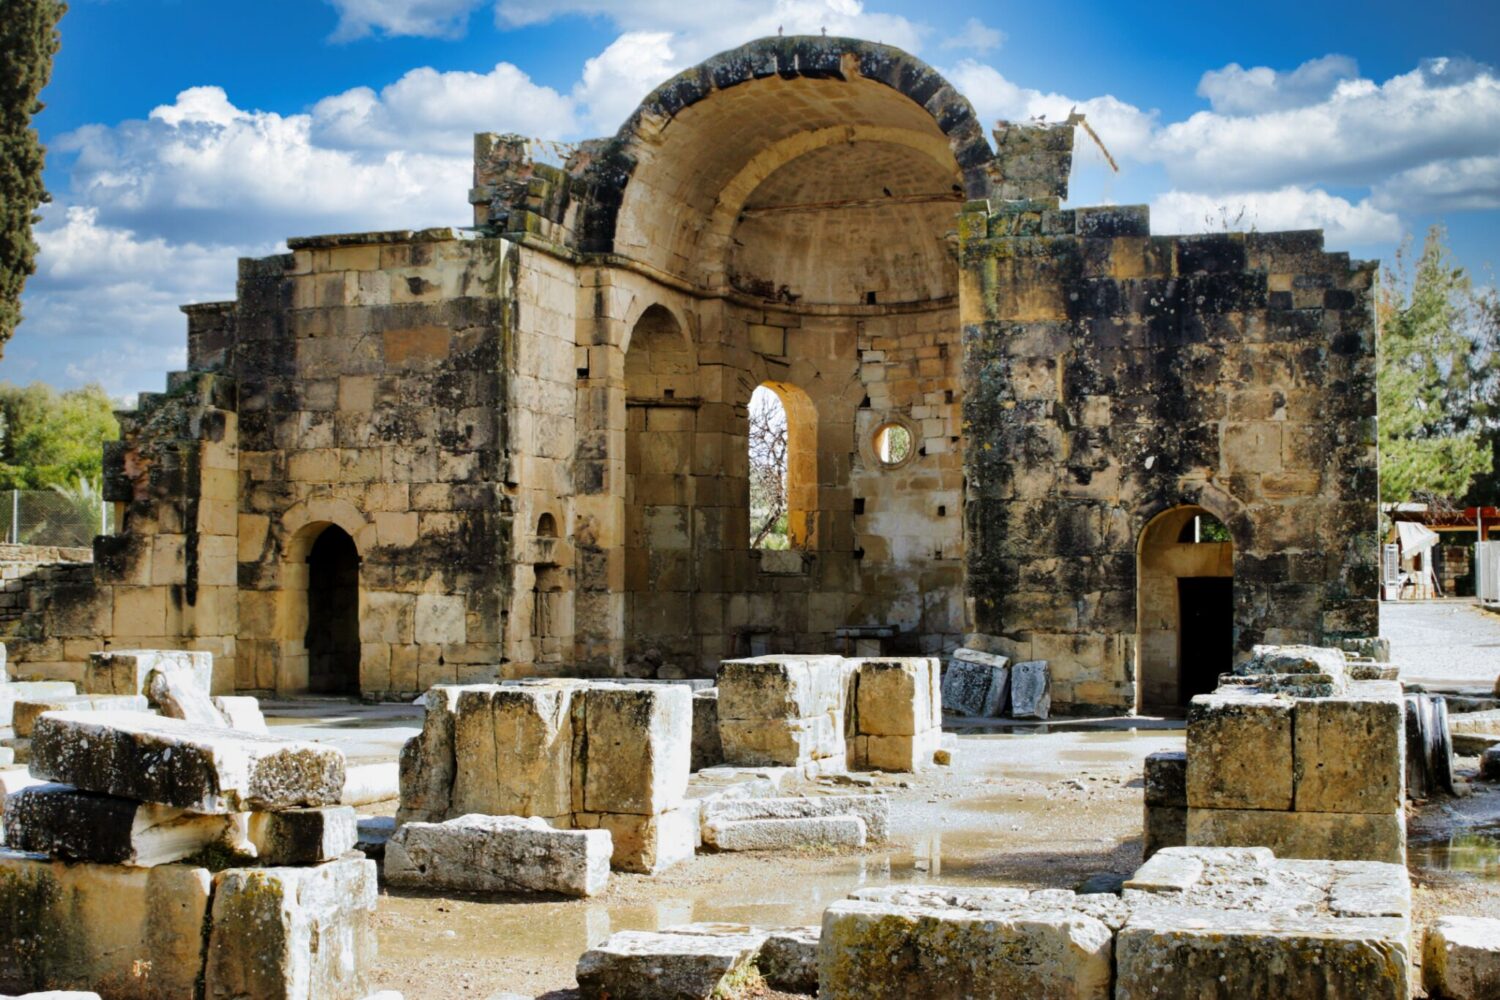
1479 541 1500 607
0 490 112 549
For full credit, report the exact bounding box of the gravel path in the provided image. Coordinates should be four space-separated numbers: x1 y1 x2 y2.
1382 600 1500 688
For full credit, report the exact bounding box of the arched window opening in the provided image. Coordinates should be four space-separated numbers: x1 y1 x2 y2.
536 512 558 538
305 525 361 695
749 385 790 549
1177 511 1230 544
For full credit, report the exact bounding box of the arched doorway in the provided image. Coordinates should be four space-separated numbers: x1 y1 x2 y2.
1137 506 1234 711
305 525 360 694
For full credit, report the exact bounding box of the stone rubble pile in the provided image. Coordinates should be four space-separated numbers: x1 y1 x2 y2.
397 679 694 875
1147 644 1407 864
0 693 378 998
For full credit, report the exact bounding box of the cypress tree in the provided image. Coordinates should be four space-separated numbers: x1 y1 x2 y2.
0 0 67 352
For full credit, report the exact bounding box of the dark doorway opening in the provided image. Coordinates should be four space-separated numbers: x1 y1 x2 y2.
1177 576 1233 705
306 526 360 694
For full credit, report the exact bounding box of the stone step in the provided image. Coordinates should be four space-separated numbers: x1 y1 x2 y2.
703 814 866 851
385 814 611 897
4 782 234 866
30 710 345 813
699 793 890 842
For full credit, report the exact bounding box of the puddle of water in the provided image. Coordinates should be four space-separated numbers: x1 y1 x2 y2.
1409 824 1500 878
958 727 1184 740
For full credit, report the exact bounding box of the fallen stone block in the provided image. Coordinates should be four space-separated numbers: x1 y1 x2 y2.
1453 731 1500 756
205 855 378 1000
212 695 268 734
385 814 610 897
1187 806 1406 864
342 761 399 806
760 926 819 994
687 765 794 800
1348 662 1399 681
248 805 358 865
579 684 691 816
576 927 766 1000
819 888 1118 999
0 683 76 728
450 684 576 820
691 688 723 772
1186 693 1294 810
146 664 227 727
704 814 865 851
85 649 212 697
1010 660 1051 719
1244 643 1348 680
717 656 849 723
30 710 346 813
719 714 845 770
11 694 148 738
1114 907 1410 999
1293 683 1404 814
4 782 235 866
0 850 211 998
1143 750 1187 808
700 793 889 842
1340 637 1391 662
1423 915 1500 1000
395 685 462 825
576 802 697 874
850 728 940 772
1217 672 1344 698
942 648 1009 717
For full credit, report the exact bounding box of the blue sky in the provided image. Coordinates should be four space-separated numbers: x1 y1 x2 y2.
10 0 1500 398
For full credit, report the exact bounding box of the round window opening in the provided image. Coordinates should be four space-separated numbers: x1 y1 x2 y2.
873 423 913 468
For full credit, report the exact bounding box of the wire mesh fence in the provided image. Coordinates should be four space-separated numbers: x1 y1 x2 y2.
0 490 113 549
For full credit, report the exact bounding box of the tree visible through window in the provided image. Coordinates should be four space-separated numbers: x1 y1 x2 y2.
749 385 789 549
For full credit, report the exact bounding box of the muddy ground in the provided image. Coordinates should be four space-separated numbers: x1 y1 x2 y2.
351 718 1500 999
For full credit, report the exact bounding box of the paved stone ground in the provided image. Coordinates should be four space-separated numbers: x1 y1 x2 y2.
1383 600 1500 689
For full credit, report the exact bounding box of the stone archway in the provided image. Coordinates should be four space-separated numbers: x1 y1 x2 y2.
305 525 361 694
1137 506 1234 711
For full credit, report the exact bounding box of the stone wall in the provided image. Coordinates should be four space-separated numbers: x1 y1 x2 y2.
960 200 1379 711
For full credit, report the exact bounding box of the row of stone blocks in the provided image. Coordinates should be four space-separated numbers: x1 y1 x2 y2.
397 679 696 874
1147 645 1407 865
571 847 1415 999
716 655 942 774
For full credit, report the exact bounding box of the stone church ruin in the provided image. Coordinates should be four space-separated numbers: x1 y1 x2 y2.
0 35 1377 718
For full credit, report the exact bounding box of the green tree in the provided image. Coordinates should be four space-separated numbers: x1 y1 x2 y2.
0 382 118 489
0 0 67 351
1377 226 1495 505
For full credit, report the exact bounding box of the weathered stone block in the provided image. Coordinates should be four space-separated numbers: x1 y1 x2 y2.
395 685 461 825
819 891 1116 999
212 695 269 734
30 710 346 813
854 658 939 736
851 729 940 772
1293 684 1404 814
717 656 847 722
577 802 697 874
0 683 76 728
450 684 576 819
11 695 147 738
576 927 766 1000
204 855 378 1000
1143 803 1187 860
580 684 691 816
0 850 211 998
1186 807 1406 864
942 649 1009 717
145 664 226 727
1010 660 1051 719
1244 643 1348 678
1186 693 1294 810
85 650 212 697
248 806 358 865
700 794 890 842
1115 908 1410 999
341 761 399 806
4 782 234 866
691 689 723 772
703 815 865 851
719 714 844 768
760 926 820 994
385 814 610 897
1423 915 1500 1000
1144 750 1188 808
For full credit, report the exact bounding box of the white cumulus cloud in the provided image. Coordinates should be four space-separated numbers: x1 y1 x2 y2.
940 17 1004 54
1196 54 1360 116
326 0 485 40
1150 186 1402 246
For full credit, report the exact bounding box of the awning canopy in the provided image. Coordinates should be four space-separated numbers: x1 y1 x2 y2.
1396 520 1441 559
